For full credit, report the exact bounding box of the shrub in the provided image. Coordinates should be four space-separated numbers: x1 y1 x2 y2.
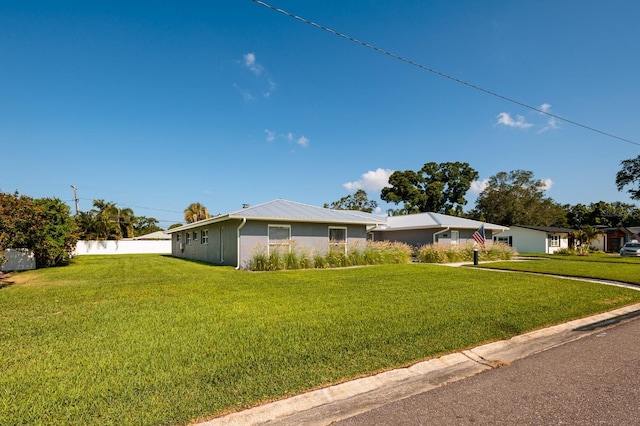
417 242 514 264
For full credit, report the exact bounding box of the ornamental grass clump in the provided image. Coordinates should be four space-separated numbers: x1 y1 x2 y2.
249 240 412 271
417 242 514 264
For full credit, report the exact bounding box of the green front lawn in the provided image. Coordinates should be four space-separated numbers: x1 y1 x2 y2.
2 255 639 425
477 255 640 285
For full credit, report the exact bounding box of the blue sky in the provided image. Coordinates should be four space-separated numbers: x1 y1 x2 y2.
1 1 639 227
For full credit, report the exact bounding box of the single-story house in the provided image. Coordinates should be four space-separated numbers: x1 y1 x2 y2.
167 199 509 269
591 226 640 253
166 199 386 269
494 225 575 254
369 212 509 246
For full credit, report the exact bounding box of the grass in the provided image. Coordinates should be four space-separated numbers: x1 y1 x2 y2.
476 254 640 285
2 254 640 425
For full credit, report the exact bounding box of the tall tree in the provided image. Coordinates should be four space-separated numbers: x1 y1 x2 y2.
616 155 640 200
324 190 378 213
381 162 478 215
472 170 567 226
567 201 640 228
184 202 211 223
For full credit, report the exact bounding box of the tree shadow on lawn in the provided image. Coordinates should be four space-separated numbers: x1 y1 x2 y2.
0 272 14 289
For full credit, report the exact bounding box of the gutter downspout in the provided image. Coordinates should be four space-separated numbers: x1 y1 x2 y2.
235 218 247 270
433 227 450 244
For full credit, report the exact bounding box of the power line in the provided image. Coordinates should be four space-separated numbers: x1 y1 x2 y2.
251 0 640 147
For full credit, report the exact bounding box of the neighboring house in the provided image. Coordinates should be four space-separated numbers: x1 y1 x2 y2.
591 226 640 253
166 199 386 269
495 225 575 254
369 213 508 246
126 231 171 241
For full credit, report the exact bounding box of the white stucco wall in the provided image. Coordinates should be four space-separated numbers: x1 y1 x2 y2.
497 227 569 254
1 248 36 271
74 240 171 255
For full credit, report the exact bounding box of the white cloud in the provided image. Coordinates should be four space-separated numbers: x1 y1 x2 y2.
243 52 262 75
263 129 309 148
537 103 560 133
540 103 552 113
541 178 553 191
264 129 276 142
343 168 395 191
470 179 489 194
236 52 276 99
496 112 533 129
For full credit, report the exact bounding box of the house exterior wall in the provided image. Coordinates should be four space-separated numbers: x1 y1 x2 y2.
171 219 368 269
497 227 569 254
370 228 496 247
171 221 239 266
238 221 368 269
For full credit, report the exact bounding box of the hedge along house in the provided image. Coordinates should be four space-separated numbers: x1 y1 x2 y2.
368 212 508 247
166 199 386 269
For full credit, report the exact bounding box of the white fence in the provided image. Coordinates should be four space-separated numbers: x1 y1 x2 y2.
74 240 171 255
2 248 36 271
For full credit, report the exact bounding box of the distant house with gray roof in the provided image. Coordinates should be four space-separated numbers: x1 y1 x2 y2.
369 212 509 246
494 225 575 254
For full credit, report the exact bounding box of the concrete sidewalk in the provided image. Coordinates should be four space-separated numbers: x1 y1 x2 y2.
197 302 640 426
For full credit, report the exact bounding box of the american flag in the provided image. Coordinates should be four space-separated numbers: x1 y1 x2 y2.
472 224 486 246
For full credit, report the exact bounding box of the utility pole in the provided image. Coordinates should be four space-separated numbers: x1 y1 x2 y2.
70 185 79 215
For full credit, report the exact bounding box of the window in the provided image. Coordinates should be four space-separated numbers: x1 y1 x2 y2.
176 234 181 243
268 225 291 253
193 231 198 243
451 230 459 245
549 235 560 247
329 227 347 253
201 229 209 245
186 232 191 245
494 236 512 247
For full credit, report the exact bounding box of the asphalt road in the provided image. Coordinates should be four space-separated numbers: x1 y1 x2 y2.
336 316 640 425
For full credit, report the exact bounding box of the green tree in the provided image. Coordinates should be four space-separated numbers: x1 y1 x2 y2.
472 170 567 226
134 216 163 236
0 192 78 268
324 190 379 213
616 155 640 200
184 202 211 223
33 198 79 267
168 223 183 230
572 225 602 255
567 201 640 228
381 162 478 215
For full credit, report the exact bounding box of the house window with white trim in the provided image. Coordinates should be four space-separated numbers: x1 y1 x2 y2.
186 232 191 245
176 234 181 243
329 227 347 253
268 225 291 253
193 231 198 243
549 235 560 247
201 229 209 245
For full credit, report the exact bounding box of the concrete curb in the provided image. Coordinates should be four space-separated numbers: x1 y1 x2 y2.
196 302 640 426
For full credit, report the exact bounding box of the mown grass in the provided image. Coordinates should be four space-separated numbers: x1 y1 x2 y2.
2 254 639 425
476 255 640 285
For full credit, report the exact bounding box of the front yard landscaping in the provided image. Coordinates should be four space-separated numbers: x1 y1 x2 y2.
1 254 639 425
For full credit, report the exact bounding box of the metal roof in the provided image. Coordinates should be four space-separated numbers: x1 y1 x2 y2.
166 199 387 233
371 212 508 232
510 225 576 233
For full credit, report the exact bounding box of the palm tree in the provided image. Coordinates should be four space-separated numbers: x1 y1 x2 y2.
118 207 136 238
92 199 121 240
184 202 211 223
